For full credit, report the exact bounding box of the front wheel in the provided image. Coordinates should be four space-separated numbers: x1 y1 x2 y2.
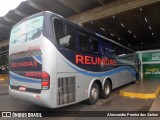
101 80 111 99
87 83 99 105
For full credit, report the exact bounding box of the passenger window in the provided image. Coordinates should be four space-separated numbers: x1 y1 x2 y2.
89 36 99 54
65 24 75 50
54 19 64 42
104 42 112 56
104 43 109 54
114 46 119 56
103 42 119 58
54 19 75 50
78 32 89 52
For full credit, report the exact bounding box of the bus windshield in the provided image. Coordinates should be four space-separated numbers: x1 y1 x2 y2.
10 16 44 46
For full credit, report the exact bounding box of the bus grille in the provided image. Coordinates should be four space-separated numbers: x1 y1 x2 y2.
9 50 41 59
57 77 75 105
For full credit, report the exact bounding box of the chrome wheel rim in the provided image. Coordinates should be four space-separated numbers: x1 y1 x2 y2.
91 88 98 100
104 84 110 95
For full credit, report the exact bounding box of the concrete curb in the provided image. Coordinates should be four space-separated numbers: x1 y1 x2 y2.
0 74 8 81
119 86 160 99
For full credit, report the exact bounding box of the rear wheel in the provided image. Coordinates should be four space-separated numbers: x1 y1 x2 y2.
101 80 111 99
87 82 99 105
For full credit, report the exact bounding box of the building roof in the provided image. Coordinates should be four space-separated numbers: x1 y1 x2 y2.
0 0 160 51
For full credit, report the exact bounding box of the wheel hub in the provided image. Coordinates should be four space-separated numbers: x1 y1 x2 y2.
91 88 98 100
105 84 110 95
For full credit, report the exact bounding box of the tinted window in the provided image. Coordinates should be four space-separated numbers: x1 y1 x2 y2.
104 42 111 51
10 16 43 46
89 36 99 53
113 45 120 56
54 19 64 42
103 41 116 57
66 24 75 50
54 19 75 50
78 32 89 52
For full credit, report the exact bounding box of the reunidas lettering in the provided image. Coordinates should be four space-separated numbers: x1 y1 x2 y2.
76 54 117 65
11 61 38 68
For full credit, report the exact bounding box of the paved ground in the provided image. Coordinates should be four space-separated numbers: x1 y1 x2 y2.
0 80 158 120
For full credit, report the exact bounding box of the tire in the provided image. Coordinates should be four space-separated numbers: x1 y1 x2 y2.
87 82 99 105
101 80 111 99
131 80 136 84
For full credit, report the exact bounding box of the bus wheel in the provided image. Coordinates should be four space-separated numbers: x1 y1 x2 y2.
101 80 111 99
87 82 99 105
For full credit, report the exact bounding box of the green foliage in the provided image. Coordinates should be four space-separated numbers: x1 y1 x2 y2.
0 54 8 67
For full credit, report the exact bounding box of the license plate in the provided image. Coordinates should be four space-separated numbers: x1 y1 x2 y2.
19 86 26 91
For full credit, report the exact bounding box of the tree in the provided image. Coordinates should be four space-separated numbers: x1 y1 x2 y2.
0 54 8 74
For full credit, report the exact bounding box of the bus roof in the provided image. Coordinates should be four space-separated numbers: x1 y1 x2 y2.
12 11 134 52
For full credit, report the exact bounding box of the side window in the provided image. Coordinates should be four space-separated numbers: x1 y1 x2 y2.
66 24 75 50
78 32 89 52
54 19 64 42
89 36 99 54
104 42 110 52
104 42 115 57
114 45 120 56
54 19 75 50
118 46 125 56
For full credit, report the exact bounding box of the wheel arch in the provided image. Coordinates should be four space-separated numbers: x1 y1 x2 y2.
102 77 112 90
88 78 102 98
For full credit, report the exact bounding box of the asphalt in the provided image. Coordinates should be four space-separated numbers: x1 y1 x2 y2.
0 80 159 120
150 94 160 111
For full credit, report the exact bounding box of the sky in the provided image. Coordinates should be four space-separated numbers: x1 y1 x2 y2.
0 0 25 17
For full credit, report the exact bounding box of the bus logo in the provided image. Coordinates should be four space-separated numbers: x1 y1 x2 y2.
76 54 116 65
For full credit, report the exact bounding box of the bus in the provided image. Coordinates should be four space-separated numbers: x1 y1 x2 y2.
9 11 139 108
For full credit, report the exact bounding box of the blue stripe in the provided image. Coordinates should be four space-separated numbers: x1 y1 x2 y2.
64 60 136 77
10 72 41 83
34 55 42 62
10 79 12 85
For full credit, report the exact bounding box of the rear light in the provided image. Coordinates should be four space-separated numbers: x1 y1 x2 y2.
41 72 50 90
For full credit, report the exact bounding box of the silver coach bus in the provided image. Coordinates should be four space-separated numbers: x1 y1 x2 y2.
9 11 139 108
